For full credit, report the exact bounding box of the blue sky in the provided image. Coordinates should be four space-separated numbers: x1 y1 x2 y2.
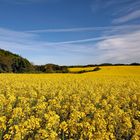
0 0 140 65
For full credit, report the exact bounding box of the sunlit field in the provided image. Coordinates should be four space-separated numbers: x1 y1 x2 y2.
68 67 96 72
69 66 140 75
0 66 140 140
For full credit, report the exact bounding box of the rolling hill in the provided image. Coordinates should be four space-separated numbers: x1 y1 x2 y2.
0 49 34 73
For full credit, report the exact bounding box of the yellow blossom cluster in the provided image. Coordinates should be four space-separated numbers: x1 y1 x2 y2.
0 66 140 140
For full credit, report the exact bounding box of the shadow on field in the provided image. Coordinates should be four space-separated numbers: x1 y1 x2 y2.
70 66 101 74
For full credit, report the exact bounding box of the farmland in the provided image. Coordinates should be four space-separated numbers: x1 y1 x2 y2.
0 66 140 140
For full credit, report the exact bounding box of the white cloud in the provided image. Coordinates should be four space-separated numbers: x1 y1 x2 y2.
96 30 140 63
46 36 117 45
25 25 140 33
26 27 111 33
91 0 138 14
113 10 140 24
90 0 140 24
91 0 118 13
0 26 140 65
113 0 140 16
0 27 36 43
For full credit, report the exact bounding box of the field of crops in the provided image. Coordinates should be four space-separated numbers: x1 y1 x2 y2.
0 66 140 140
68 67 96 72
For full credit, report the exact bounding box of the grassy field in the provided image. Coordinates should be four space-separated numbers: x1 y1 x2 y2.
0 66 140 140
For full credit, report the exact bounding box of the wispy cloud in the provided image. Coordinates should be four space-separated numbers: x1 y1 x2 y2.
91 0 140 24
0 25 140 65
0 28 36 40
112 0 140 24
25 25 140 33
26 27 111 33
113 0 140 16
96 30 140 63
47 37 110 45
91 0 130 13
113 10 140 24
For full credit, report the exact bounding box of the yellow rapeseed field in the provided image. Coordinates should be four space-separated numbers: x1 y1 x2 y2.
0 66 140 140
68 67 96 72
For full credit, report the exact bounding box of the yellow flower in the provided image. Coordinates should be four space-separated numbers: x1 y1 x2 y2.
0 116 6 130
60 121 68 132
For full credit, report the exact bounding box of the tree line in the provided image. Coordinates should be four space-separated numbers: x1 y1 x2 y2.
0 48 139 73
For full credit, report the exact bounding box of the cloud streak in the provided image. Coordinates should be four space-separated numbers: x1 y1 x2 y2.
113 10 140 24
25 25 140 33
96 30 140 63
91 0 140 24
0 25 140 65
